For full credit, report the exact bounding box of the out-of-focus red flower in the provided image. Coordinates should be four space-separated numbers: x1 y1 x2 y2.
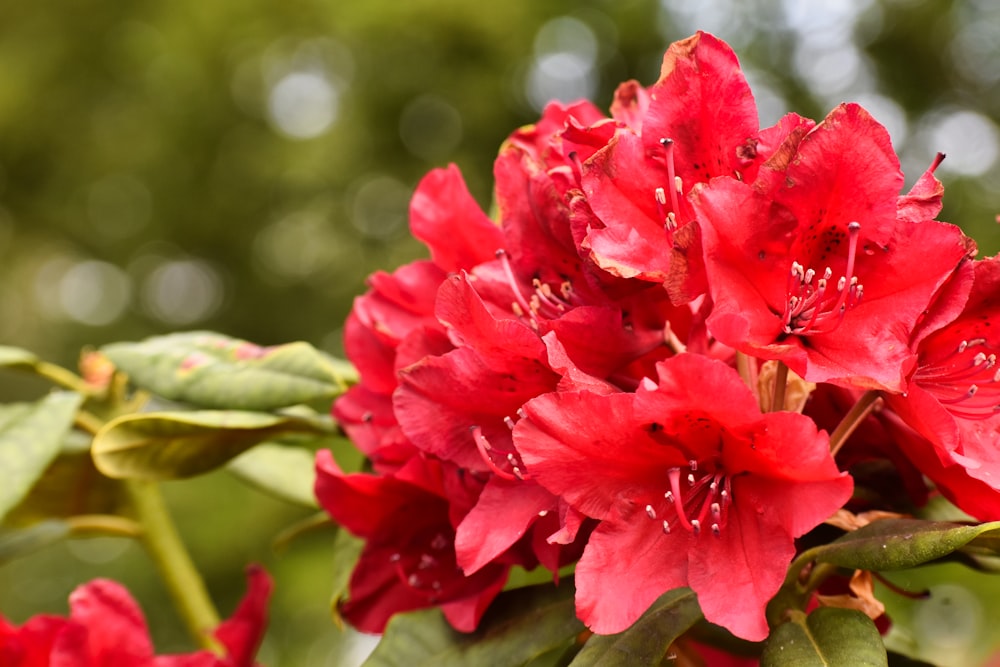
513 354 852 641
0 567 271 667
693 103 975 391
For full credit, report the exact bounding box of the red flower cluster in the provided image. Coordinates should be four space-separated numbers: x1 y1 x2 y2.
318 31 1000 643
0 566 270 667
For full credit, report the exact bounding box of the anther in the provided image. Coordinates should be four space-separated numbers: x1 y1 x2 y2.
691 519 701 535
504 416 516 430
645 504 657 519
662 520 671 534
712 523 721 537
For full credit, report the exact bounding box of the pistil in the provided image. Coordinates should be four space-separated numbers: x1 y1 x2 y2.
655 138 683 233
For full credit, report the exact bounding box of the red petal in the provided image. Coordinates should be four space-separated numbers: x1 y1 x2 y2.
455 478 556 574
647 32 760 186
66 579 155 664
213 566 272 667
898 153 946 223
573 520 690 634
409 165 503 272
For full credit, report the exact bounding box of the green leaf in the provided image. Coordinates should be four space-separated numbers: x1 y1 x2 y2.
363 581 583 667
102 331 353 410
0 520 71 563
330 527 365 628
762 608 887 666
227 442 319 507
808 519 1000 572
92 410 330 480
0 392 84 522
569 588 701 666
4 448 123 526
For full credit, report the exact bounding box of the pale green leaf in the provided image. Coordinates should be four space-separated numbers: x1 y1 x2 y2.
92 410 329 480
0 392 83 522
227 442 319 507
103 331 353 410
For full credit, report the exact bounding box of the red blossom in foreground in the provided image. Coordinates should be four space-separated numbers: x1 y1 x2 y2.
0 567 271 667
694 103 975 391
513 354 852 640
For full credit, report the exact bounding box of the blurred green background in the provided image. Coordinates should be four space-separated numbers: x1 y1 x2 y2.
3 0 1000 664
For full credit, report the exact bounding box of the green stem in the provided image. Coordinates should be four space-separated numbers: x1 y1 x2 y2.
125 480 222 652
66 514 143 538
34 361 93 395
829 390 882 457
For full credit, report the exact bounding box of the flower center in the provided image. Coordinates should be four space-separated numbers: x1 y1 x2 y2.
642 462 732 537
782 221 864 336
495 249 580 325
472 418 531 481
389 530 459 602
914 337 1000 419
654 137 683 234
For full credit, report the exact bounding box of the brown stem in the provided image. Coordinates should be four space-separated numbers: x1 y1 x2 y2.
829 390 882 457
770 361 789 413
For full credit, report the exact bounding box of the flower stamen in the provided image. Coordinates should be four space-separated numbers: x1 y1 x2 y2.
914 337 1000 419
782 222 864 335
655 465 730 537
471 426 530 481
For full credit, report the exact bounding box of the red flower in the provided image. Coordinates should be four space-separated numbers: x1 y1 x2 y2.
513 354 852 640
579 31 805 303
333 164 501 471
314 450 514 633
693 103 975 391
880 254 1000 518
393 98 695 575
0 567 271 667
